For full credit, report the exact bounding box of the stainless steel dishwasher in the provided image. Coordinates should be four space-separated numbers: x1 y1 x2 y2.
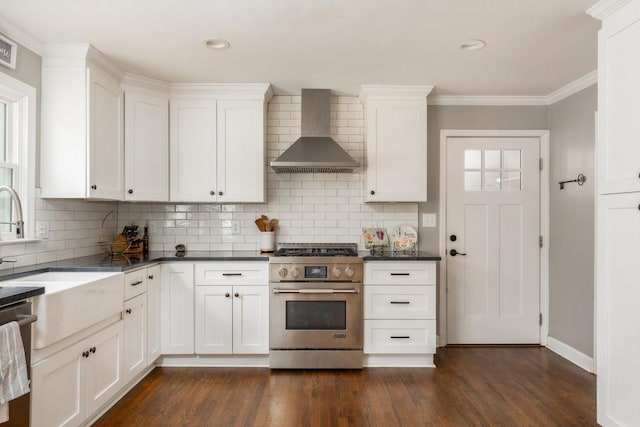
0 301 37 427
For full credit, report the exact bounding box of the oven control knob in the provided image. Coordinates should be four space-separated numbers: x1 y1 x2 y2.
291 268 301 278
345 267 355 278
332 267 342 278
278 268 288 278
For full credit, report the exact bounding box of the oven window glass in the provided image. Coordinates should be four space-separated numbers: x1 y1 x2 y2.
286 301 346 330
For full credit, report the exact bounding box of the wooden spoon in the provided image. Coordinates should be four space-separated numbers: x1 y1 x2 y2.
269 218 278 232
255 218 265 231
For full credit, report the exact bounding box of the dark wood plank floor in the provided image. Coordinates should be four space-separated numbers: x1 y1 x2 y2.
93 347 596 426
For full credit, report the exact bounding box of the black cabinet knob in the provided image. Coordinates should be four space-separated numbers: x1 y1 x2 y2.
128 189 133 194
82 351 89 358
218 191 223 196
90 346 96 353
370 190 375 195
91 185 97 190
234 292 239 298
148 274 154 280
210 191 215 195
126 308 132 314
225 293 230 298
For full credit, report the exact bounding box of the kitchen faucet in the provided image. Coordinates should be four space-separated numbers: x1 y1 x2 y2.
0 185 24 238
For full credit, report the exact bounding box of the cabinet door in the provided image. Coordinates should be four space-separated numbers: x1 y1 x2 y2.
161 263 195 354
170 99 217 202
146 265 162 364
597 193 640 426
217 100 265 202
195 285 233 354
364 99 427 202
87 63 124 200
124 90 169 201
232 285 269 354
86 321 124 416
123 294 147 384
31 339 86 427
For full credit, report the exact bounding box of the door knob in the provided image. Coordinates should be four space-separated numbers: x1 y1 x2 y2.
449 249 467 256
450 235 457 242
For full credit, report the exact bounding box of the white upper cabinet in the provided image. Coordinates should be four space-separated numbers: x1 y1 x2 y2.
592 1 640 194
359 85 432 202
169 84 271 203
41 44 124 200
123 75 169 201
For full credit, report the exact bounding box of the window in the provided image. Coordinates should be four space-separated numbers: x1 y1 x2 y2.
464 149 522 192
0 72 36 242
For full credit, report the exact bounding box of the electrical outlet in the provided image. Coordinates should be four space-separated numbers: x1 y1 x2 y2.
422 213 437 228
36 221 49 239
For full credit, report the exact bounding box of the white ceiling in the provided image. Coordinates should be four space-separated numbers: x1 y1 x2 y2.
0 0 600 96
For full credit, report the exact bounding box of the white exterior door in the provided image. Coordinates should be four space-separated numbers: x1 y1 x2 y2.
446 137 540 344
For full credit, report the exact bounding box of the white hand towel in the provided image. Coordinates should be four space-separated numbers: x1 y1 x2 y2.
0 321 30 409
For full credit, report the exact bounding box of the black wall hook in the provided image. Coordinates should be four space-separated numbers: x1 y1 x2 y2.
559 174 586 190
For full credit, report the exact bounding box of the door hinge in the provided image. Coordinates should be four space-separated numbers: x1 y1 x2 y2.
539 158 543 170
539 236 543 248
539 313 543 326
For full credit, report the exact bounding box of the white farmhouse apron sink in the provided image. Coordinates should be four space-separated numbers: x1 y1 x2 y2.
2 271 124 349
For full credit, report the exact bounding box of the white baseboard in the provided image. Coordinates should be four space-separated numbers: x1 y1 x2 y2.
546 336 595 373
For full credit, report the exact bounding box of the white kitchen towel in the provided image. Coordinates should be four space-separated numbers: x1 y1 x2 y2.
0 321 30 407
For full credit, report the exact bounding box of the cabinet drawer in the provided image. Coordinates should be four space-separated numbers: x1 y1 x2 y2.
364 262 435 285
195 262 268 286
364 319 436 354
364 285 435 320
124 269 147 300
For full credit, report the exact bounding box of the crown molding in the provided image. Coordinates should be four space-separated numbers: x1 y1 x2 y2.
546 70 597 105
170 83 273 101
429 95 548 106
359 85 434 103
587 0 633 20
42 43 124 81
0 14 43 55
122 73 170 94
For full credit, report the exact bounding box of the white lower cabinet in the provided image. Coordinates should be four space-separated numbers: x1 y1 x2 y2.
147 265 162 364
161 263 195 354
195 285 269 354
31 321 124 427
363 261 437 361
123 293 147 384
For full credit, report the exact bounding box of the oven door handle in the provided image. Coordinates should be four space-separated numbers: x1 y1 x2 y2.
272 288 360 294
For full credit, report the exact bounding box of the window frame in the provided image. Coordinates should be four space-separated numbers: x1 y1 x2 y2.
0 71 36 243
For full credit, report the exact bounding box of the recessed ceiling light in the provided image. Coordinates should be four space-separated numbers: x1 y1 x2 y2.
460 39 486 51
202 38 231 50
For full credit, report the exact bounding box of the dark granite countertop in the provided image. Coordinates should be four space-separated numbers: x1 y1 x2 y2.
0 286 44 308
359 250 442 261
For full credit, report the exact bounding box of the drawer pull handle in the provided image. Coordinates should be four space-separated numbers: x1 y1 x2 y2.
390 273 410 276
390 301 410 304
130 280 144 286
222 273 243 276
390 336 411 339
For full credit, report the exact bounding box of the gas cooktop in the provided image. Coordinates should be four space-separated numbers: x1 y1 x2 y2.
274 243 358 257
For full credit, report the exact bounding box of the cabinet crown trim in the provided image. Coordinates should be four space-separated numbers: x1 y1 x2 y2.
170 83 273 101
122 73 171 93
587 0 633 20
42 43 124 81
359 85 434 103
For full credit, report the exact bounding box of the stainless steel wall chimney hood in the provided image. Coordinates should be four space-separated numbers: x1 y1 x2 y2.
270 89 359 173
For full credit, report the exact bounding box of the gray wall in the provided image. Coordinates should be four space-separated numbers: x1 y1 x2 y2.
419 105 549 254
0 37 42 185
548 85 596 356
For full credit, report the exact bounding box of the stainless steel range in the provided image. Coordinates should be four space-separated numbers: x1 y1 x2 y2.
269 243 363 369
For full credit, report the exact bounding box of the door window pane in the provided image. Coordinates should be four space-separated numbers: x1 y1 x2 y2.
503 150 521 170
502 171 521 191
484 150 501 169
484 171 501 191
465 171 482 191
465 150 481 169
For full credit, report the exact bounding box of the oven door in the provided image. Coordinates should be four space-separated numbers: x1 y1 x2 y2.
270 282 363 350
